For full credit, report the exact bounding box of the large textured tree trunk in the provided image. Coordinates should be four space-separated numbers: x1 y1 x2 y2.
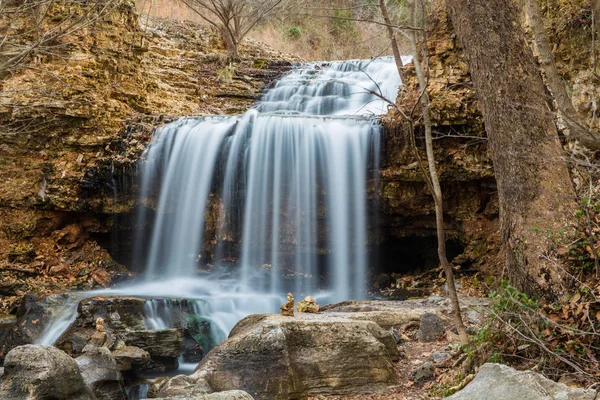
445 0 577 298
524 0 600 150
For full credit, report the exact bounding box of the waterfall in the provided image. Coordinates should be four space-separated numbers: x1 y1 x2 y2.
136 57 401 303
37 56 402 353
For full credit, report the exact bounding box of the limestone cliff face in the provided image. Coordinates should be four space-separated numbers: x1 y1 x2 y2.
378 3 498 275
0 1 294 312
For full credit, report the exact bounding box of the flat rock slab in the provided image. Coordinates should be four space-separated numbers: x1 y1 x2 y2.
149 390 254 400
446 363 598 400
157 313 399 400
321 297 489 329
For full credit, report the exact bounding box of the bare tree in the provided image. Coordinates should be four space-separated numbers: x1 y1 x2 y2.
378 0 469 343
180 0 286 58
524 0 600 150
0 0 122 79
379 0 405 72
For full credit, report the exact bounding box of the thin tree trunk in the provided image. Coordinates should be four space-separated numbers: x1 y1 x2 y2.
222 28 239 58
593 0 600 39
446 0 577 299
524 0 600 150
407 0 469 343
380 0 405 71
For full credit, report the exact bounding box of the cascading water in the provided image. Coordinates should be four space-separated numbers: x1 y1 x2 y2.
135 57 403 300
38 56 403 362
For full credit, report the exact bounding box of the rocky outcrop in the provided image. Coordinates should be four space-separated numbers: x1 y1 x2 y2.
154 313 398 400
76 346 127 400
446 363 598 400
0 344 96 400
0 0 295 315
53 296 185 373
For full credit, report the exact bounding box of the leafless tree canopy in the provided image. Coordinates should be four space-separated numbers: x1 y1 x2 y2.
0 0 122 79
180 0 286 58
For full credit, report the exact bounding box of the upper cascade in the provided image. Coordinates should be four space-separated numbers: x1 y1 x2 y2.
257 56 405 115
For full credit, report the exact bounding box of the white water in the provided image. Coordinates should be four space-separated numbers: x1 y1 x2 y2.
38 57 401 357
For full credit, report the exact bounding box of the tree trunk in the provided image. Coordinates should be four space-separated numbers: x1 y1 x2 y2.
593 0 600 38
222 29 239 58
407 0 469 343
379 0 405 71
524 0 600 150
445 0 577 298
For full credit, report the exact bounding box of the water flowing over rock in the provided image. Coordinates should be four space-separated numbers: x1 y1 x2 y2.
135 57 400 304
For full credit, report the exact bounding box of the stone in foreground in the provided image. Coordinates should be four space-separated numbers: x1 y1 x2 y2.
446 363 598 400
76 346 127 400
156 313 398 400
0 344 96 400
150 390 254 399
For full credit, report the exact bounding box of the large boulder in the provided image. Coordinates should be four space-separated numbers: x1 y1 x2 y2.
0 344 96 400
446 363 598 400
155 313 398 400
76 346 127 400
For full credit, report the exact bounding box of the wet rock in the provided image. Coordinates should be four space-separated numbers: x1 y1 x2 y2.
111 345 150 371
181 315 213 363
411 362 435 385
0 315 16 331
152 391 254 399
120 329 183 372
57 296 147 355
416 313 445 342
182 331 204 363
76 346 127 400
0 344 96 400
296 296 319 313
77 297 147 331
445 363 598 399
0 293 72 363
162 313 398 400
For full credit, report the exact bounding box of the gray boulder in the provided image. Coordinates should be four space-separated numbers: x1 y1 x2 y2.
76 346 127 400
446 363 598 400
416 313 445 342
0 344 96 400
411 362 435 385
157 313 398 400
